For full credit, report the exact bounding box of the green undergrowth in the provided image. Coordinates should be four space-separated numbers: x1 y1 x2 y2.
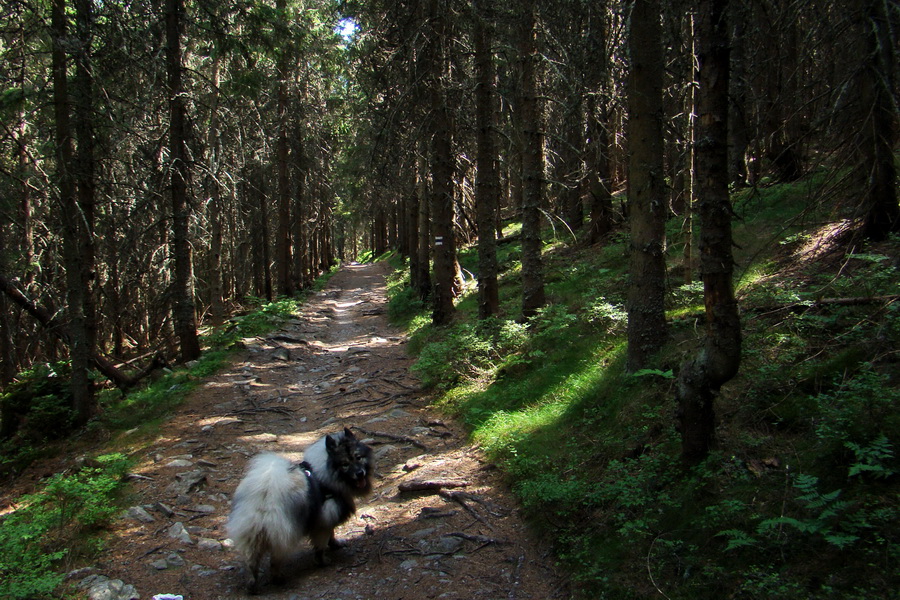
388 178 900 599
0 453 132 599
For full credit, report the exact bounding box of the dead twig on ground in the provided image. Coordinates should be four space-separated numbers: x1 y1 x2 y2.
439 490 494 529
352 426 428 450
447 532 509 546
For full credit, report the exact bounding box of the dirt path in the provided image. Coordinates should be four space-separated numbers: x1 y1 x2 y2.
86 263 569 600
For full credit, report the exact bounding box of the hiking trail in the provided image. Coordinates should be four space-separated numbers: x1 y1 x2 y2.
74 262 569 600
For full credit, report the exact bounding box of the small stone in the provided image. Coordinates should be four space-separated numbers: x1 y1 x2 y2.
243 433 278 443
398 559 418 570
79 576 139 600
167 522 193 544
198 537 223 552
373 444 397 461
165 469 208 497
124 505 155 523
410 527 438 540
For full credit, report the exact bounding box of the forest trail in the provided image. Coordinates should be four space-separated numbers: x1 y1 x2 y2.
87 262 568 600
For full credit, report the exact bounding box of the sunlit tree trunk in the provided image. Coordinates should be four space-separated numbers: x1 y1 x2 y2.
625 0 668 372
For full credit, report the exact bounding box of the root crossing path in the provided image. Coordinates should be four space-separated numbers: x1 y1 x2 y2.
95 262 568 600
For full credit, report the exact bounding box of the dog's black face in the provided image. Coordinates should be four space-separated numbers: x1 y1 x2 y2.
326 427 373 494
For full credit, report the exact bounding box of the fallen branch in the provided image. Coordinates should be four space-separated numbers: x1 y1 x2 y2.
398 479 470 493
439 489 494 529
225 406 294 417
0 273 168 389
352 426 428 450
440 490 506 517
447 532 508 546
744 294 900 315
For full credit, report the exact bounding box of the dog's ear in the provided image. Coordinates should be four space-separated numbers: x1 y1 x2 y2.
326 434 337 451
343 426 355 440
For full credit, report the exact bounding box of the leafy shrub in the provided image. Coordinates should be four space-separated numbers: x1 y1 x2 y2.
811 365 900 456
583 299 628 334
0 453 130 599
0 362 74 443
203 297 300 348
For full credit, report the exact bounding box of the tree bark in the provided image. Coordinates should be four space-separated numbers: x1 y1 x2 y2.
275 0 293 296
858 0 899 241
415 142 432 301
53 0 96 425
519 3 546 321
586 1 614 244
206 55 225 327
727 5 749 188
429 0 456 326
473 0 500 319
166 0 201 361
676 0 741 466
625 0 668 372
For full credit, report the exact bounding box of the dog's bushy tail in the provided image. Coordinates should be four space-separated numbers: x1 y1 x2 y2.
227 453 309 560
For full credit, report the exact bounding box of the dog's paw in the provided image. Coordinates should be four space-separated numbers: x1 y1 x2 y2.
328 537 346 550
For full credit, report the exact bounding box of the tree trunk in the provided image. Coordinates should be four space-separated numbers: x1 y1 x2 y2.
53 0 95 425
682 11 696 285
473 0 500 319
166 0 200 361
206 55 225 327
676 0 741 466
275 0 293 297
585 1 613 244
429 0 456 326
519 3 546 321
561 103 585 232
415 142 432 301
407 162 421 292
292 125 308 289
858 0 899 241
625 0 668 372
727 6 749 188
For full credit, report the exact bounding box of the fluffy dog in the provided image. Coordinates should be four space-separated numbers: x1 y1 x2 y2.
227 427 373 592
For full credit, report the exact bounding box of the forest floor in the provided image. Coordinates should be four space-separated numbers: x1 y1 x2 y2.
69 262 569 600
